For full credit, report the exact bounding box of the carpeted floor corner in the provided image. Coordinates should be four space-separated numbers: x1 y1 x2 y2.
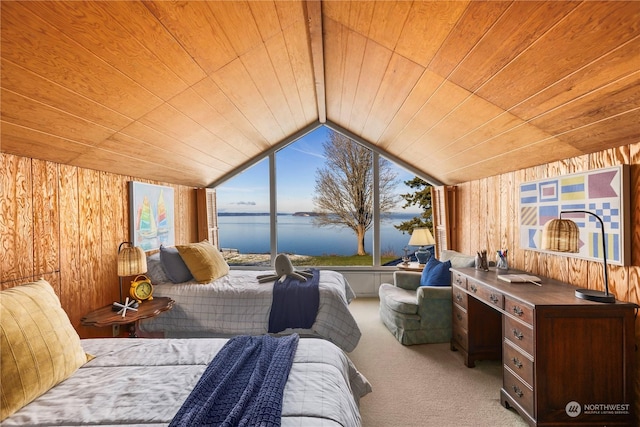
347 297 528 427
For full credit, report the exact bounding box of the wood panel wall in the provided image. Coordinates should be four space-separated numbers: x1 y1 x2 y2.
454 142 640 423
0 153 198 338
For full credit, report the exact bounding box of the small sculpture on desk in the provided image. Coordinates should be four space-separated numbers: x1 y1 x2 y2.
475 250 489 271
401 247 410 266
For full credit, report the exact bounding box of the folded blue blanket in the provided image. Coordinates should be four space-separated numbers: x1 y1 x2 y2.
268 269 319 333
170 334 299 427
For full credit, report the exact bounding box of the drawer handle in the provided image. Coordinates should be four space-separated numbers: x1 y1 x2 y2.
469 284 478 293
512 329 524 340
512 306 524 316
512 385 524 398
456 293 463 302
456 313 463 321
455 277 463 285
511 357 523 369
490 294 499 304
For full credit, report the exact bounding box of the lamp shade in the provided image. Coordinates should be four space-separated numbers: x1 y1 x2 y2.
408 228 435 247
117 243 147 276
541 219 579 253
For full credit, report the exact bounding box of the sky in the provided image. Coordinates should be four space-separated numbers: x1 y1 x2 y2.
216 126 421 214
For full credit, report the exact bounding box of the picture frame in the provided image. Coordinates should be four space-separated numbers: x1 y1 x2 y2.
518 165 630 266
129 181 175 251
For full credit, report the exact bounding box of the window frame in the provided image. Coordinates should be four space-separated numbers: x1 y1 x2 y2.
209 121 442 268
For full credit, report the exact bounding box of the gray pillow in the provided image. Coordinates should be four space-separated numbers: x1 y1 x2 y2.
159 245 193 283
145 253 170 284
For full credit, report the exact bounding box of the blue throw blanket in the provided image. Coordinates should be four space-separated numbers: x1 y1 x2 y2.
268 269 319 333
170 334 299 427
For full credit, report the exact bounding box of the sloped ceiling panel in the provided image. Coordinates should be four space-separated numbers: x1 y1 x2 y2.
1 1 639 187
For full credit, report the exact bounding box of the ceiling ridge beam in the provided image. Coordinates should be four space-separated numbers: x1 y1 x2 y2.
305 0 326 123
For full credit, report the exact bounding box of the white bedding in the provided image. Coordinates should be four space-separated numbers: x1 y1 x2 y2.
139 269 361 352
3 337 371 427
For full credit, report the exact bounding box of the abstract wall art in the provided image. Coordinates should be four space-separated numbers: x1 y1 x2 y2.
519 165 630 266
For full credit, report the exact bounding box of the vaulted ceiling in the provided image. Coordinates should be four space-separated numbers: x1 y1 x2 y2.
2 1 639 187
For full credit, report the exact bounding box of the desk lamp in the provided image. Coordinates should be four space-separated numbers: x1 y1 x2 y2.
408 227 435 265
117 241 147 303
542 210 615 303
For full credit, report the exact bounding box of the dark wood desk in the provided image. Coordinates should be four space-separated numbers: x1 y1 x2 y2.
81 297 174 337
450 267 636 427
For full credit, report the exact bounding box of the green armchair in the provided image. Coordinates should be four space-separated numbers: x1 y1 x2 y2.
379 250 476 345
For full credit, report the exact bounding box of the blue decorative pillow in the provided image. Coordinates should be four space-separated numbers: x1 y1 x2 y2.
159 245 193 283
420 256 452 287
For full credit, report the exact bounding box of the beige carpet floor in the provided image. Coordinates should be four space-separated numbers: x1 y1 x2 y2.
347 297 529 427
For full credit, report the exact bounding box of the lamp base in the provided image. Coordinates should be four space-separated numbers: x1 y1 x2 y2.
415 248 431 265
574 288 616 303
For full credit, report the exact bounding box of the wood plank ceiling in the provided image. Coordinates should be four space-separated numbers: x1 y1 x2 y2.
2 1 639 187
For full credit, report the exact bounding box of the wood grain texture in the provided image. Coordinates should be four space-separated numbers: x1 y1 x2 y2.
1 154 197 338
2 1 640 188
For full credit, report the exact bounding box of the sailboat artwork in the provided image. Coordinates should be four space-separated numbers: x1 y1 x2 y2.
129 182 175 250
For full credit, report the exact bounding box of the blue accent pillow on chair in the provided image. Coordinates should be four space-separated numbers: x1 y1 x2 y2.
420 256 452 287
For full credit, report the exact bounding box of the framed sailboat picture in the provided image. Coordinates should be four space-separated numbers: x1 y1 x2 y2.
129 181 175 251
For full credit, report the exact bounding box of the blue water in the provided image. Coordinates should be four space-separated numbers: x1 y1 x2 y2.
218 214 417 257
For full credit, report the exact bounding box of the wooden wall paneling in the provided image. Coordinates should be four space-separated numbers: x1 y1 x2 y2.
499 171 516 269
58 164 81 324
477 178 488 250
100 172 128 307
71 169 103 333
0 154 33 286
467 179 480 253
512 168 527 270
31 159 59 278
456 182 472 254
486 174 500 260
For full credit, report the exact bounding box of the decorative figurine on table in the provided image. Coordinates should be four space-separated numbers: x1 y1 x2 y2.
402 247 410 266
475 250 489 271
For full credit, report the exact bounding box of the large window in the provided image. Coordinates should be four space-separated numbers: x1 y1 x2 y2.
215 126 426 267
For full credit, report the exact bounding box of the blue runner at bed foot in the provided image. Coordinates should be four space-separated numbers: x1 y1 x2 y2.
170 334 299 427
268 268 319 333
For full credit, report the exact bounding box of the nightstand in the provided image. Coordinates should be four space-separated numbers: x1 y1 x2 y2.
81 297 174 337
396 262 424 272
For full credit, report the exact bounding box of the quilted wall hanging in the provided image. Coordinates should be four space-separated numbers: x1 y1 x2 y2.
519 165 630 266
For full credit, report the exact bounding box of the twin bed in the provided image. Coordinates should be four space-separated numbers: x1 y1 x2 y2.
3 337 370 426
140 268 361 352
1 246 369 426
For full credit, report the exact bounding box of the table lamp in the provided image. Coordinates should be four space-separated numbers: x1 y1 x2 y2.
541 210 615 303
117 241 147 303
408 227 435 265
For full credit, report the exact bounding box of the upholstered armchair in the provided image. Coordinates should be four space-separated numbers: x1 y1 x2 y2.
379 250 476 345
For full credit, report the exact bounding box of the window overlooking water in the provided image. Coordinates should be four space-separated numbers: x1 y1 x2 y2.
214 126 429 267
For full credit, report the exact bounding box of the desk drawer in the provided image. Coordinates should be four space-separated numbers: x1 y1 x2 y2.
503 341 534 386
452 286 468 309
505 297 533 326
503 367 534 417
451 271 467 289
504 316 534 356
452 304 467 328
452 324 468 351
476 284 504 309
467 279 504 309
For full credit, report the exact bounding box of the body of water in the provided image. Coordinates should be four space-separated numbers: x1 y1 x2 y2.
218 213 418 257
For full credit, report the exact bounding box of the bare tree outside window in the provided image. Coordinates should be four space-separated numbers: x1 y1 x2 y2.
312 130 400 256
